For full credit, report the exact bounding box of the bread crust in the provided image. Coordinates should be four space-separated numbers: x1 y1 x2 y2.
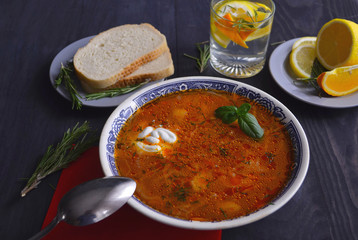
74 23 169 92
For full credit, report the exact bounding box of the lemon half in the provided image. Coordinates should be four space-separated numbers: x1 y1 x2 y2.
316 18 358 70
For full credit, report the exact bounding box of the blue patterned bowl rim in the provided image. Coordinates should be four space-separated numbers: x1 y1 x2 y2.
99 76 310 230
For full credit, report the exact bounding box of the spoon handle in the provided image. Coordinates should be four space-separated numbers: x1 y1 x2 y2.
28 215 61 240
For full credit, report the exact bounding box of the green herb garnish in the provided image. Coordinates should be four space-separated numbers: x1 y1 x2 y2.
254 9 258 22
55 62 83 110
270 40 286 46
220 208 227 218
246 10 255 23
219 147 229 156
311 58 327 78
173 187 190 202
21 121 98 197
265 152 276 163
184 41 210 73
233 18 255 30
85 80 150 100
215 103 264 139
226 5 236 11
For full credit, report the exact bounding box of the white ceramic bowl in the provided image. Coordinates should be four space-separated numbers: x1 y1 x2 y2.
99 76 310 230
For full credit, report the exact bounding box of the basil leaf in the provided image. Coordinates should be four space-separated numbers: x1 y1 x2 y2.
237 103 251 116
215 106 238 124
215 104 264 140
238 113 264 139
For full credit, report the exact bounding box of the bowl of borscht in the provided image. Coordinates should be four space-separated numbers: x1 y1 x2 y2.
99 76 309 229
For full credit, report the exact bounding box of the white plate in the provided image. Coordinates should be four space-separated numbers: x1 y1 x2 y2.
269 38 358 108
49 36 163 108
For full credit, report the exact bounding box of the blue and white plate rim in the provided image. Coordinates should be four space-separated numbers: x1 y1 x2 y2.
99 76 310 229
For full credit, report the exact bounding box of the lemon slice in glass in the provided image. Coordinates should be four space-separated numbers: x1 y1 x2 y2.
215 0 255 19
246 23 272 42
210 21 231 48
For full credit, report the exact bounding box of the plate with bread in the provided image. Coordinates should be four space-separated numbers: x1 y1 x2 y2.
50 23 174 107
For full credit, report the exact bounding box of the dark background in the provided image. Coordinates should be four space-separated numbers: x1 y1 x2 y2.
1 0 357 239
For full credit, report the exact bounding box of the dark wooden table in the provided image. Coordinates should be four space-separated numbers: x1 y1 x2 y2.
1 0 358 239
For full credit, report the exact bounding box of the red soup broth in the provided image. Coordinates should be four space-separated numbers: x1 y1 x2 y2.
114 89 294 221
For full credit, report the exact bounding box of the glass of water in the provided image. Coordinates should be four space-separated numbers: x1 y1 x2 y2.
210 0 275 78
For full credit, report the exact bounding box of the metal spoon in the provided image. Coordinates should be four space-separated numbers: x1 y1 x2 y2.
28 176 136 240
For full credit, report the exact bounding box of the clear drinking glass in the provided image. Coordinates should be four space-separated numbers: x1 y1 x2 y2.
210 0 275 78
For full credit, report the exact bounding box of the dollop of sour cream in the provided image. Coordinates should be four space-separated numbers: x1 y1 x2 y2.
136 126 177 153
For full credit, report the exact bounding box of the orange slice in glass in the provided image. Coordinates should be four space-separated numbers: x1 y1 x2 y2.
214 13 249 48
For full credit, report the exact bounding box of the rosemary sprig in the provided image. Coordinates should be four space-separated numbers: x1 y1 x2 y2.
254 9 258 22
232 18 254 31
184 41 210 73
246 10 255 23
85 80 150 100
219 4 235 14
226 5 235 11
21 121 98 197
56 61 151 104
270 40 286 46
295 77 324 97
55 62 83 110
310 58 327 78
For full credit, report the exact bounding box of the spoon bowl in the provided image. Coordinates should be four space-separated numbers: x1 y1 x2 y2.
29 176 136 240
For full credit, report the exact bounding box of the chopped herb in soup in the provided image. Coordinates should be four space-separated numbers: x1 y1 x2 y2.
114 89 294 221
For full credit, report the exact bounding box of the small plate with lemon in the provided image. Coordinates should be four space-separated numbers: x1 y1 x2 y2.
269 18 358 108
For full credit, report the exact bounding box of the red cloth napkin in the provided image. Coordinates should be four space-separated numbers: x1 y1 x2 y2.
42 146 222 240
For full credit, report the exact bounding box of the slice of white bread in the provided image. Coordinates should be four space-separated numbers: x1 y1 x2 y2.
80 49 174 93
74 23 169 92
